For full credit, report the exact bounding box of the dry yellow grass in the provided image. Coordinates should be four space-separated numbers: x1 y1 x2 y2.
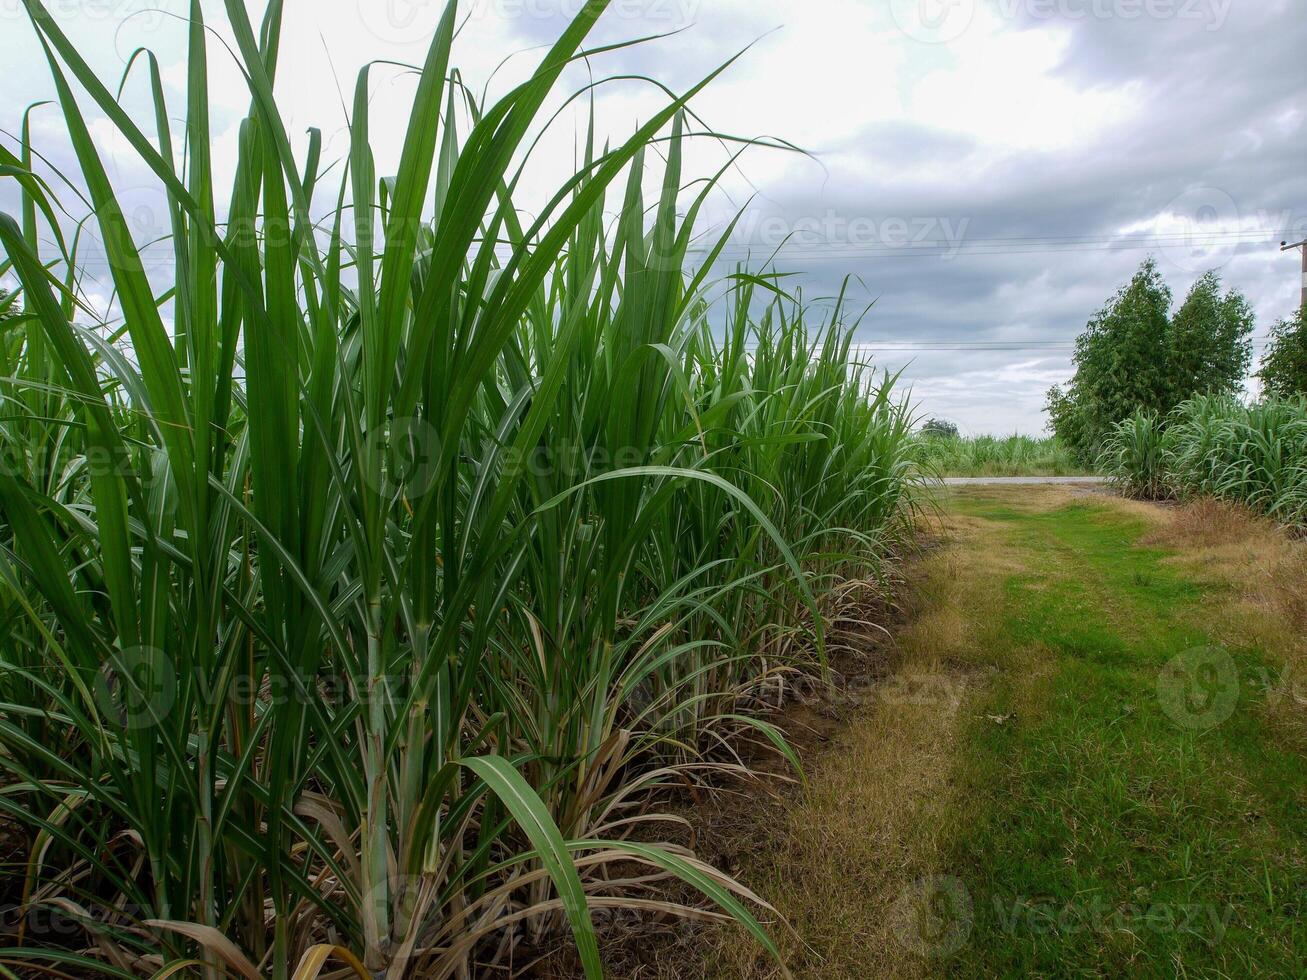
1143 498 1307 744
626 500 1033 979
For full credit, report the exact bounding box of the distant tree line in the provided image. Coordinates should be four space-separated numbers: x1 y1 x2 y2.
1046 258 1306 463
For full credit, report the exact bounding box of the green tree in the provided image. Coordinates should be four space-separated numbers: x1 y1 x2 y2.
1047 259 1173 459
921 417 959 438
1259 305 1307 398
1045 384 1090 457
1167 270 1255 404
1046 260 1255 461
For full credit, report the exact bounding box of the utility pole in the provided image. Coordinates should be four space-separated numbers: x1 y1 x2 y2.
1283 238 1307 310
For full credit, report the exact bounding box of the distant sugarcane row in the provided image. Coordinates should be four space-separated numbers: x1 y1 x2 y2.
915 430 1090 478
1101 396 1307 528
0 2 927 977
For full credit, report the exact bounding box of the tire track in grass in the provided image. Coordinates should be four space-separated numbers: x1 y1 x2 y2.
935 489 1307 978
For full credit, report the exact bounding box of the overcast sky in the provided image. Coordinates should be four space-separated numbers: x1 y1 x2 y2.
2 0 1304 434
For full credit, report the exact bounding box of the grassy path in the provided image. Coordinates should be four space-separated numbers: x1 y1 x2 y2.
686 487 1307 978
939 489 1306 977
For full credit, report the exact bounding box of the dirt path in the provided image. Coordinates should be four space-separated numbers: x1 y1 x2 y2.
649 486 1307 978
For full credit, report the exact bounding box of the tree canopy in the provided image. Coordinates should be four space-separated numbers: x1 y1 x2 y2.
1259 305 1307 399
1046 260 1254 461
921 417 960 438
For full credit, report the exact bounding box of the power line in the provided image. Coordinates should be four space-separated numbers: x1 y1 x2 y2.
849 335 1277 352
50 229 1293 267
693 238 1284 261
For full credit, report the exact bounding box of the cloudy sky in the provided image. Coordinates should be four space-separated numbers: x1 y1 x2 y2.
2 0 1304 433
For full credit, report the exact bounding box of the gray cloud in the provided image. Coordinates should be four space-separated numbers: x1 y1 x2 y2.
674 0 1306 431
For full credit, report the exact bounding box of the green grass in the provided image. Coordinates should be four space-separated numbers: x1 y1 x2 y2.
917 434 1091 478
942 494 1307 976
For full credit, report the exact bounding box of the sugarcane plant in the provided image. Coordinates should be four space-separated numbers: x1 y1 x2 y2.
0 1 925 976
